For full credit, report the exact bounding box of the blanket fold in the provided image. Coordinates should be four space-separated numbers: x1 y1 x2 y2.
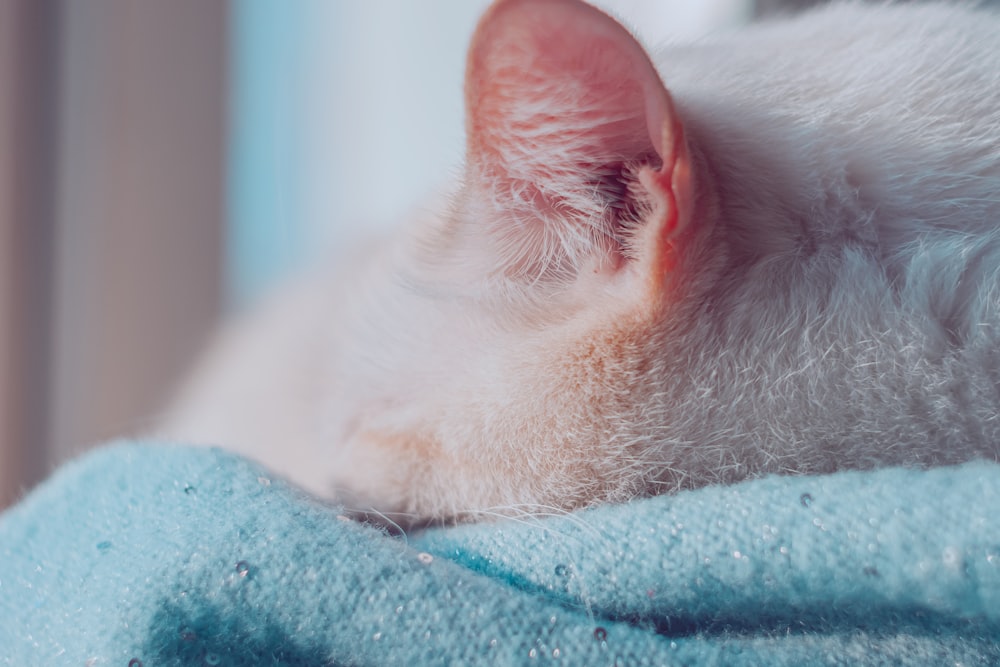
2 442 999 665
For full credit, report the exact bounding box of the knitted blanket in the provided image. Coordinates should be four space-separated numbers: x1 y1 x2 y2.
2 442 999 665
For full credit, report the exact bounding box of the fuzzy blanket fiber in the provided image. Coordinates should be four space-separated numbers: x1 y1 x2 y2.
2 442 1000 665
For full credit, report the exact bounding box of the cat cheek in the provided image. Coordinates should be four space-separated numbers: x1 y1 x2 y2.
333 434 422 512
332 430 435 513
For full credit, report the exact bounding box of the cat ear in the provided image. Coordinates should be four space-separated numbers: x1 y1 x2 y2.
463 0 695 284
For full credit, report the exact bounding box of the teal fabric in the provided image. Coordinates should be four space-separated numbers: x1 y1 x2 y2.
2 443 1000 665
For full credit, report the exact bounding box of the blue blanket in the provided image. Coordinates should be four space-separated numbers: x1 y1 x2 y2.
2 442 1000 665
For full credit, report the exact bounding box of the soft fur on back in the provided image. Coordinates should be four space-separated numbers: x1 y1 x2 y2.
161 1 1000 525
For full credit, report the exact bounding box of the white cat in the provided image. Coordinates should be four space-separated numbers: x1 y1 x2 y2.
160 0 1000 524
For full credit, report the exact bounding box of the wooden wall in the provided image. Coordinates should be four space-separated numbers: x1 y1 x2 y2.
0 0 58 509
0 0 227 508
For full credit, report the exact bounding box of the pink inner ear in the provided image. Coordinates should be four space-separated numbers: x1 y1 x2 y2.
465 0 674 183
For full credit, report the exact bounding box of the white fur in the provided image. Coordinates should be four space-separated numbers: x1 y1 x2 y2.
161 1 1000 524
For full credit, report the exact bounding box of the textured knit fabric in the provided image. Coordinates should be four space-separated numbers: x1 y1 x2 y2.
2 442 999 666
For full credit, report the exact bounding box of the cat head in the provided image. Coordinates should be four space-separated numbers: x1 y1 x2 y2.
329 0 725 524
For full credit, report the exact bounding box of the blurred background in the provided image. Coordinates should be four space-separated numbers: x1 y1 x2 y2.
0 0 824 509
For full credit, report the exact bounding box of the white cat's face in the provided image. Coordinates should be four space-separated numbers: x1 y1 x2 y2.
324 0 723 523
323 0 1000 523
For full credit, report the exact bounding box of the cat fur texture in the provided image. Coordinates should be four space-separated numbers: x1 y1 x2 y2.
162 0 1000 524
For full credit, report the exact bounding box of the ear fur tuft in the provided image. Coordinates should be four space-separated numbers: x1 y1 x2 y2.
462 0 697 285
